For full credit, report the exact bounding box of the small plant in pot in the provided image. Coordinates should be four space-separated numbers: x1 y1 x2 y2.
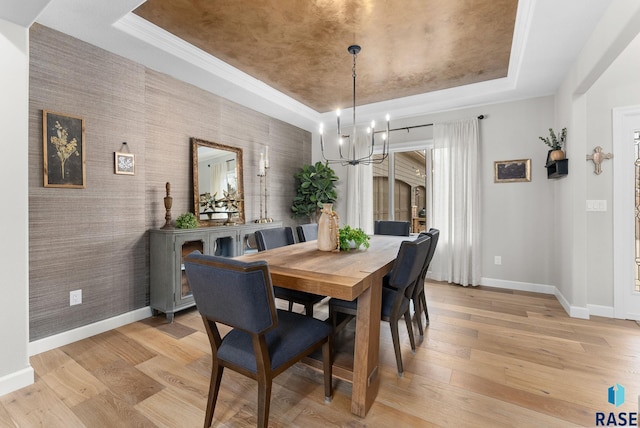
338 225 370 251
175 212 198 229
539 128 567 161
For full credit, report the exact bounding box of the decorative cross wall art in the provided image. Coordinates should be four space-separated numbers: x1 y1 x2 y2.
586 146 613 175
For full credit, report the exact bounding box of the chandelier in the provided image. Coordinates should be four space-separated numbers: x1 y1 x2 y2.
320 45 390 166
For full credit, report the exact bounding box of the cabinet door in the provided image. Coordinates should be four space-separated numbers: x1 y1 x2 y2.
242 230 260 255
208 229 239 257
175 234 207 307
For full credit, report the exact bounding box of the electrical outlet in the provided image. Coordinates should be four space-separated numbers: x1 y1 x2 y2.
494 256 502 265
70 289 82 306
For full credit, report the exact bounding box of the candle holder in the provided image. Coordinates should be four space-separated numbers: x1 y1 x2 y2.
255 168 273 223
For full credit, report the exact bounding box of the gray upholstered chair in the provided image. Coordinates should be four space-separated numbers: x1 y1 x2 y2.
412 228 440 336
255 227 325 316
374 220 411 236
183 252 333 428
296 223 318 242
329 234 431 376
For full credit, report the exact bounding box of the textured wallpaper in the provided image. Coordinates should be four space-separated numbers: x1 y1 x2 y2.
28 24 311 340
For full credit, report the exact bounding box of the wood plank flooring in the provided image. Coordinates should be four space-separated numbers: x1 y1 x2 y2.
2 282 640 427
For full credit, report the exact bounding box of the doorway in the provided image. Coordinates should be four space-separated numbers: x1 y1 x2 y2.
613 105 640 320
372 149 428 231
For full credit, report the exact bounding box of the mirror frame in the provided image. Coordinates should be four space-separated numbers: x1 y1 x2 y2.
191 137 245 226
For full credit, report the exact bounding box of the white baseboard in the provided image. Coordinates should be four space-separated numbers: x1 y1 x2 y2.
0 366 34 396
587 304 615 318
28 307 153 356
553 288 590 319
479 277 556 294
479 277 594 319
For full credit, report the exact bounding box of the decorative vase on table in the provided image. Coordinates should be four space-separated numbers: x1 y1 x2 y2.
317 203 339 251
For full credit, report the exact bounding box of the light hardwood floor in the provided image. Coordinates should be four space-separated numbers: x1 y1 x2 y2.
2 282 639 427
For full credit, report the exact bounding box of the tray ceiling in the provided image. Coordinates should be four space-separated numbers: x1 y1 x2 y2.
134 0 518 113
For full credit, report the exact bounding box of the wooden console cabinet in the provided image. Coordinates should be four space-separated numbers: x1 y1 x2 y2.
150 222 283 322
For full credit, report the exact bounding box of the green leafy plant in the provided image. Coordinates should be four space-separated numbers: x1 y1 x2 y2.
338 225 370 251
175 212 198 229
291 161 339 222
539 128 567 150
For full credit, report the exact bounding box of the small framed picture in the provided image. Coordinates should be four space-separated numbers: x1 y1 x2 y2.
43 110 86 188
115 152 135 175
494 159 531 183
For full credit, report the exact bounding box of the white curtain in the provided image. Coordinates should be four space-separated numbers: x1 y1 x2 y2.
346 135 374 234
210 163 226 198
429 118 481 286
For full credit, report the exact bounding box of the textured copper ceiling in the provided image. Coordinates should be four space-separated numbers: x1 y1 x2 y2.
134 0 517 113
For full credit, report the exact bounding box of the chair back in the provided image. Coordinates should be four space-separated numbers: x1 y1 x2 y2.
418 228 439 278
388 235 431 294
296 223 318 242
183 252 277 334
374 220 410 236
255 227 295 251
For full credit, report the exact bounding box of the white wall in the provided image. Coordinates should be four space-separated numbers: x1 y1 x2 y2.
555 0 640 317
316 96 557 291
0 18 33 394
585 31 640 306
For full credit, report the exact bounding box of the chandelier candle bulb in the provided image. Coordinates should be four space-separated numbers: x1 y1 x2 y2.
336 109 341 135
264 146 269 168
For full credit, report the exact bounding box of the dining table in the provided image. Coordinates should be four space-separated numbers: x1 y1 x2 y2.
235 234 409 417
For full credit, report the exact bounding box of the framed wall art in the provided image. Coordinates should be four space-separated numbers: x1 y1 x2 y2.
43 110 86 188
494 159 531 183
115 152 135 175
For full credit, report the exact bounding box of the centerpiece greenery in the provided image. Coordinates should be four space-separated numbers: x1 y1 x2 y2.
338 225 370 251
175 212 198 229
291 161 339 222
539 128 567 150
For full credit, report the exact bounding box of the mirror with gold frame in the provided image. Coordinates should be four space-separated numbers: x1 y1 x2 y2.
192 137 244 226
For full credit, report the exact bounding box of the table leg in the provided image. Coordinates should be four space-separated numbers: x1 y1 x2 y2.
350 273 382 417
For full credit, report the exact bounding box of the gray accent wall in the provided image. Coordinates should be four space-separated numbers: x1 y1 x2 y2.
28 24 310 341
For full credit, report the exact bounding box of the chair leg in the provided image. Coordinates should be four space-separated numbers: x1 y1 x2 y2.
204 361 223 428
414 296 424 337
404 309 416 353
288 301 294 312
322 338 333 402
420 292 429 326
389 320 404 376
256 377 272 428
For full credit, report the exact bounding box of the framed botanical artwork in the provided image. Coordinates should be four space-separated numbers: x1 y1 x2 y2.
42 110 86 188
494 159 531 183
115 152 135 175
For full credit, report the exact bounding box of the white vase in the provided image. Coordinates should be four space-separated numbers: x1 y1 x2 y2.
317 203 339 251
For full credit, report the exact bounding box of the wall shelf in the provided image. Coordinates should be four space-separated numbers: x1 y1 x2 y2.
545 150 569 179
545 159 569 179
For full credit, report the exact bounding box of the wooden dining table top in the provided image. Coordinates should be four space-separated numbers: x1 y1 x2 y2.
235 234 410 301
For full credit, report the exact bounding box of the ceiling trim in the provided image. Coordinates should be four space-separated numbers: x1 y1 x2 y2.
114 13 321 131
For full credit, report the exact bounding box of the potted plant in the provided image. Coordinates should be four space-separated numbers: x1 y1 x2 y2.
175 212 198 229
539 128 567 161
291 161 339 222
338 225 370 251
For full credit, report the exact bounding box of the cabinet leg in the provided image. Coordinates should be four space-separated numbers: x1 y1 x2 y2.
166 312 174 323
